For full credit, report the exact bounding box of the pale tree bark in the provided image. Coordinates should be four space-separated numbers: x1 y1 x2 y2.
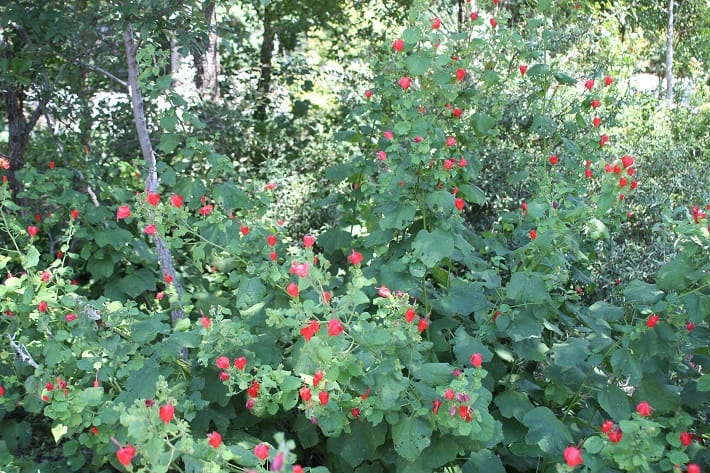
192 1 220 101
123 25 187 334
665 0 674 103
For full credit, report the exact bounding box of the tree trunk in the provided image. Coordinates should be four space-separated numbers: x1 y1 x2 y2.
191 1 220 101
3 85 31 201
202 1 220 101
665 0 674 103
123 25 187 336
254 5 275 121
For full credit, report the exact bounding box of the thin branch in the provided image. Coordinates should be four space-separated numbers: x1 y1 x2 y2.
77 60 128 89
8 334 39 369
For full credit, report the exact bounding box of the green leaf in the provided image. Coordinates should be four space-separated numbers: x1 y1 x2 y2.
158 133 180 153
472 114 497 136
623 280 664 306
598 385 631 421
527 64 550 77
553 71 577 85
214 183 249 210
51 424 68 443
551 338 589 370
495 390 533 422
636 376 681 414
656 254 692 291
586 218 609 240
22 246 40 269
463 450 505 473
697 374 710 392
522 407 572 454
117 269 157 298
458 184 486 205
406 51 431 75
79 388 104 407
391 416 432 462
327 421 386 467
583 436 604 454
506 272 550 304
377 202 417 230
413 363 453 386
236 276 266 310
412 229 454 268
453 327 493 366
402 28 421 44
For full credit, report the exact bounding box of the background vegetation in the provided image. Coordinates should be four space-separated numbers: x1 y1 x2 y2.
0 0 708 472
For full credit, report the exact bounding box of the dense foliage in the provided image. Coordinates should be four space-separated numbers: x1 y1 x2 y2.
1 0 708 472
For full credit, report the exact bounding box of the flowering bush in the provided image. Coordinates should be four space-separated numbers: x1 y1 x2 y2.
0 1 708 472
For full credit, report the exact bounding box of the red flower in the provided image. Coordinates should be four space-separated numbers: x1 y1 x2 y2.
299 386 312 402
216 356 230 369
267 235 277 247
65 313 77 322
584 79 595 91
592 117 602 127
432 399 442 413
455 68 466 82
604 75 614 86
452 107 462 118
234 356 247 371
608 428 623 443
489 18 497 28
470 352 483 368
303 234 316 248
446 136 457 147
529 229 537 240
563 446 583 467
348 250 363 265
159 404 175 424
38 301 48 313
398 76 412 90
455 198 465 211
630 180 638 190
116 444 136 467
328 318 344 336
621 155 634 168
218 372 229 382
585 168 593 179
318 390 329 405
247 381 260 398
208 431 222 448
591 99 600 109
313 370 324 387
27 226 39 237
116 205 131 220
301 320 320 341
376 150 387 161
146 192 160 206
143 224 157 235
364 89 372 99
601 420 614 434
351 407 360 418
470 12 478 20
687 464 700 473
170 194 183 207
519 65 528 75
286 282 299 298
636 401 653 416
253 443 270 461
417 318 429 333
619 177 628 187
431 17 441 29
404 307 416 323
70 209 79 219
549 155 558 165
293 465 304 473
199 204 213 216
392 38 404 52
599 134 609 147
646 314 660 328
680 431 693 447
686 322 695 331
